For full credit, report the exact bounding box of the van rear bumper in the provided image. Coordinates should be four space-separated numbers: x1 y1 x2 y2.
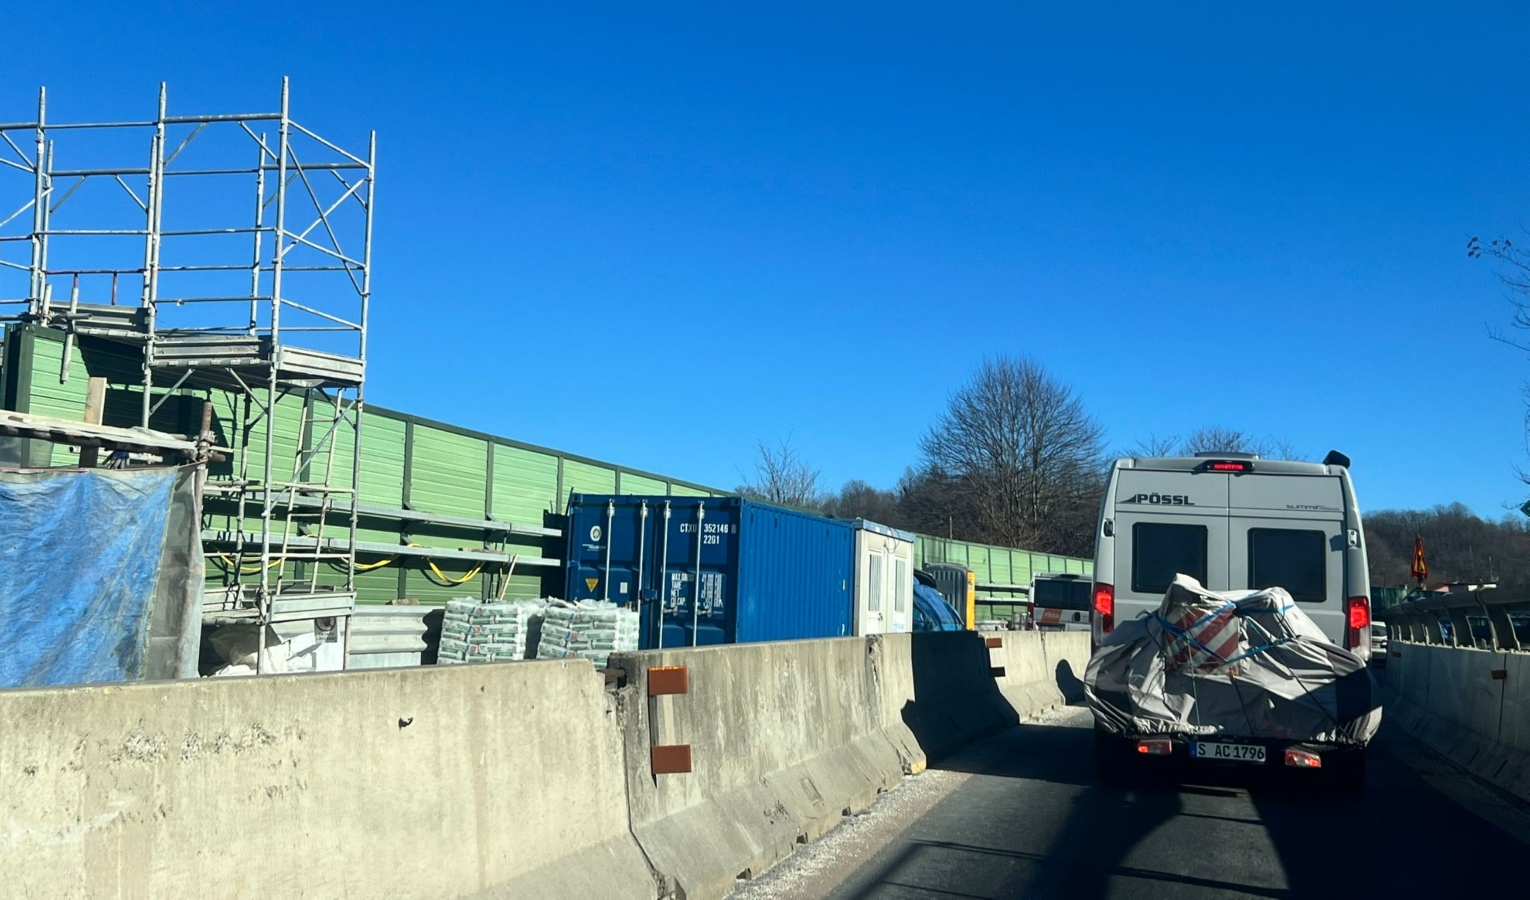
1097 728 1370 763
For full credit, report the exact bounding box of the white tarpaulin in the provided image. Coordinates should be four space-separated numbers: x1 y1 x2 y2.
1086 574 1381 746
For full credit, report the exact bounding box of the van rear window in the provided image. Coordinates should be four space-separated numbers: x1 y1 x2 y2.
1248 528 1327 602
1131 523 1208 594
1032 579 1092 611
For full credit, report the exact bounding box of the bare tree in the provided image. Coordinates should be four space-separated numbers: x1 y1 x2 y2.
1177 426 1300 460
736 437 823 509
1130 434 1180 457
1179 425 1258 455
919 356 1105 553
1469 234 1530 494
821 479 904 526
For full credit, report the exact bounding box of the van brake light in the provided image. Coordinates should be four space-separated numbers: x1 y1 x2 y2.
1345 596 1370 650
1093 583 1114 634
1205 460 1255 473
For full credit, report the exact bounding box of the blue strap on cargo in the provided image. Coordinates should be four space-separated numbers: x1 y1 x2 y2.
1152 606 1238 662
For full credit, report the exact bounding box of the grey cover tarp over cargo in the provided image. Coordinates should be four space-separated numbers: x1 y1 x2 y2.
1086 575 1381 746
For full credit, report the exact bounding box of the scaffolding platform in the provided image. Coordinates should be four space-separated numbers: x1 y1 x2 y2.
150 334 364 389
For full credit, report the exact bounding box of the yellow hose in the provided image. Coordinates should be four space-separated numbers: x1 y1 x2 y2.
225 544 492 585
214 552 283 574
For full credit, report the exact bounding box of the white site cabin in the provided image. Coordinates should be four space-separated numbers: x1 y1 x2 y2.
853 519 915 635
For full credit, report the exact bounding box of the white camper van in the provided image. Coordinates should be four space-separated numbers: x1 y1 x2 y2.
1090 451 1372 660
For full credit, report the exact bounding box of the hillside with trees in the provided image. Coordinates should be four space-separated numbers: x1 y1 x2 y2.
1364 504 1530 588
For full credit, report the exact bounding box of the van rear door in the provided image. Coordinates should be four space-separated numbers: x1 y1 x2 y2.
1226 474 1347 646
1111 469 1231 629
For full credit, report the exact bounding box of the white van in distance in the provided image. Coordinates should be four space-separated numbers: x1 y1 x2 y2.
1090 451 1372 660
1028 572 1092 632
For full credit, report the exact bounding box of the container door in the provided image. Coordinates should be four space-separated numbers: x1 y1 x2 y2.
567 498 648 610
858 547 888 635
648 500 737 648
889 554 912 633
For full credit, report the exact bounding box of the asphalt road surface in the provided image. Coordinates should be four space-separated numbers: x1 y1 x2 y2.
731 705 1530 900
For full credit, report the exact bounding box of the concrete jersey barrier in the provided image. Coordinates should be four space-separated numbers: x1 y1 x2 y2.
1383 641 1530 804
610 636 925 900
985 631 1090 719
0 661 655 900
3 626 1086 898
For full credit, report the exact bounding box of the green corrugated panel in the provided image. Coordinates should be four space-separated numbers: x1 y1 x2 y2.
357 412 406 506
328 408 406 508
27 337 87 419
354 568 403 604
1013 553 1033 587
669 483 710 497
496 571 547 602
563 459 616 498
492 444 559 524
27 338 90 465
410 424 487 517
990 549 1012 585
621 472 666 495
968 545 991 584
402 567 482 605
210 391 306 489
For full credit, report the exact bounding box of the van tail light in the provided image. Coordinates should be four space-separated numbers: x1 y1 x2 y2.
1136 739 1173 756
1345 596 1371 651
1285 748 1322 769
1093 583 1114 634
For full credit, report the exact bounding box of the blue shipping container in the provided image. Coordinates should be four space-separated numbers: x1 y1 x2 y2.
564 494 855 648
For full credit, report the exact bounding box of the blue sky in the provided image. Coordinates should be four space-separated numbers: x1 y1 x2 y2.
3 4 1528 516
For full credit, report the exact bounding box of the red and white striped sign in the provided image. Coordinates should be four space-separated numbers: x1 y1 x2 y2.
1164 601 1242 672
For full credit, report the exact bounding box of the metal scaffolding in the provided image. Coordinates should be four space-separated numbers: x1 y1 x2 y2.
0 79 374 668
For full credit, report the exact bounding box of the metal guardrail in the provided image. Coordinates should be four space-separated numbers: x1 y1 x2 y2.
1377 585 1530 652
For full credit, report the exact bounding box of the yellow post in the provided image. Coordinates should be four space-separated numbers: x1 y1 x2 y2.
965 571 977 630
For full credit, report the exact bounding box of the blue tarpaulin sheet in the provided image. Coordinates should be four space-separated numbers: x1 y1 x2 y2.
0 468 178 687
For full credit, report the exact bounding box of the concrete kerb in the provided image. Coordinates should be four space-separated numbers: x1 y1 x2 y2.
0 659 655 900
610 637 917 900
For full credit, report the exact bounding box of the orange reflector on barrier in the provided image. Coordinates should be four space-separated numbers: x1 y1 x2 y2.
985 637 1003 649
651 745 692 775
1285 749 1322 769
648 665 689 697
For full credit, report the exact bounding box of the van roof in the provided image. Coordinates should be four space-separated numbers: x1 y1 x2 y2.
1116 456 1343 477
